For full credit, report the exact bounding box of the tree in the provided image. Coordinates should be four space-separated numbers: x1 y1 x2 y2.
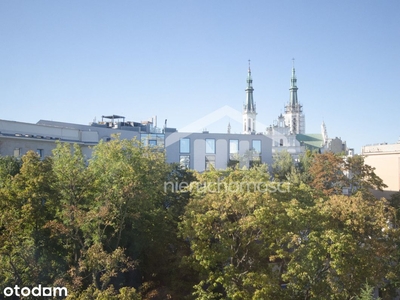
180 164 396 299
355 282 380 300
271 150 294 181
308 152 347 196
344 155 387 196
0 155 21 186
292 149 315 184
180 166 289 299
45 137 181 297
283 193 394 299
0 151 61 288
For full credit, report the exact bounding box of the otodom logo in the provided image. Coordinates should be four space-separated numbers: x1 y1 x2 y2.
3 285 67 297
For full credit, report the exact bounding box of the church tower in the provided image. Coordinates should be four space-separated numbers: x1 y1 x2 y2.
284 60 305 134
243 61 257 134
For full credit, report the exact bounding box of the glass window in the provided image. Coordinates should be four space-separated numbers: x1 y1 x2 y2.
229 139 239 161
180 138 190 153
13 148 21 157
205 155 216 171
141 134 165 147
141 134 149 146
229 140 239 154
180 155 190 169
252 140 261 153
36 149 44 158
206 139 215 154
156 134 165 147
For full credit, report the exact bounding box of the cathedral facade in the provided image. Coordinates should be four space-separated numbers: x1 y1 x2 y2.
242 62 305 158
241 62 349 159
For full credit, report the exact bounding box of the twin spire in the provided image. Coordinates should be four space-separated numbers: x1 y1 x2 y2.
242 59 301 135
244 59 299 112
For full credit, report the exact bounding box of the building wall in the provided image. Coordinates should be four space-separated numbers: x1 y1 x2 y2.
0 119 139 159
165 132 273 171
0 118 273 172
326 137 346 154
193 139 206 171
362 143 400 194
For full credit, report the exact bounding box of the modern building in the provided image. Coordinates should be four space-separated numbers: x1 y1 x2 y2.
0 114 273 172
165 132 272 171
0 116 163 161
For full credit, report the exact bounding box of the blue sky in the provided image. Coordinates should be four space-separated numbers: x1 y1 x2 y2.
1 1 399 153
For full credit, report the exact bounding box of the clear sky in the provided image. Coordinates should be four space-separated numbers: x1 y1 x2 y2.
1 1 399 153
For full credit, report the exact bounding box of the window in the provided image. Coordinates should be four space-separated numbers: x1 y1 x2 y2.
36 149 44 158
206 139 215 154
252 140 261 153
250 140 261 168
180 155 190 169
205 155 215 170
13 148 21 157
141 134 165 147
180 138 190 153
229 139 239 161
229 140 239 154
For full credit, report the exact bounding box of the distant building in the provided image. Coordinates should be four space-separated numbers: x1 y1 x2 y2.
265 63 305 159
0 61 350 172
362 141 400 197
261 63 349 159
0 116 168 161
0 115 273 172
165 132 272 171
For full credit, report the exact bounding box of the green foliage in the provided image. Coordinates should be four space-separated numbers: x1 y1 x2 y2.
0 138 194 298
355 282 380 300
180 167 289 299
0 155 21 186
345 155 387 196
0 140 397 299
271 150 294 181
180 165 395 299
308 152 347 196
0 151 62 288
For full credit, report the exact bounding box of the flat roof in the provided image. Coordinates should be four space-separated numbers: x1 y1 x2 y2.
102 115 125 120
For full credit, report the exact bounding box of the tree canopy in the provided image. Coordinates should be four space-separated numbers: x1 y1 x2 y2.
0 145 398 299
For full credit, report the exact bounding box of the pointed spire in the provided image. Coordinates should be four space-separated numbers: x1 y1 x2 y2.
244 60 255 113
289 58 298 106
